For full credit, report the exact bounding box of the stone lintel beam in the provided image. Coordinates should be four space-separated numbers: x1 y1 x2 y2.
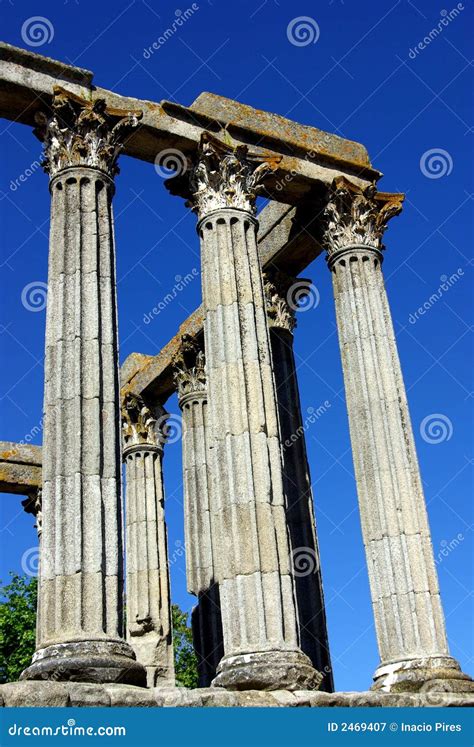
0 43 381 204
0 442 42 495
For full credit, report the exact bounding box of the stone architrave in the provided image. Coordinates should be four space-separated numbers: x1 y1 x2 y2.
122 393 175 687
263 271 333 692
174 336 224 687
322 176 474 694
21 89 146 685
168 133 323 691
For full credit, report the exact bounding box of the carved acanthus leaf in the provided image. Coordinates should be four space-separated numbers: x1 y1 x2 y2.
323 177 404 254
34 87 142 178
169 132 280 218
173 336 207 399
263 271 298 332
122 393 166 449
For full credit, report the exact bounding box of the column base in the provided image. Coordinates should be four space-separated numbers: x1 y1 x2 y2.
372 655 474 696
212 650 322 691
21 640 146 687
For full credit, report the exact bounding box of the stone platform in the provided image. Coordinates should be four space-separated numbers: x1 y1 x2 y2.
1 682 473 708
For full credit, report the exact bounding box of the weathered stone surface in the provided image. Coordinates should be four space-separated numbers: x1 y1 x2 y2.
323 178 473 694
2 681 473 707
175 341 224 686
21 90 145 687
0 43 380 205
0 442 42 495
122 394 175 687
178 134 321 691
264 271 333 692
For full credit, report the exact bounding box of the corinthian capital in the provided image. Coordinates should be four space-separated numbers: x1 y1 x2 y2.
173 335 206 402
167 132 280 219
323 177 404 256
263 271 298 333
33 87 142 178
122 393 167 451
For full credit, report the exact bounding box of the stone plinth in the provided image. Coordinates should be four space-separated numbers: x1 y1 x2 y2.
1 681 473 708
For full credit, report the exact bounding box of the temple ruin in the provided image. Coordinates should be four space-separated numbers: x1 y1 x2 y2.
0 42 472 707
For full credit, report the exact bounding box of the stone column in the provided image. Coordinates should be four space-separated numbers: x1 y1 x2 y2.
122 394 175 687
322 176 473 693
174 336 224 687
22 90 145 685
263 272 333 692
168 133 322 691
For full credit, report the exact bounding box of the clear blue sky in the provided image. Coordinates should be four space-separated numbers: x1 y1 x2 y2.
0 0 472 692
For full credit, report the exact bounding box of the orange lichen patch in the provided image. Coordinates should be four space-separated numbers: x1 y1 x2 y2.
188 93 373 170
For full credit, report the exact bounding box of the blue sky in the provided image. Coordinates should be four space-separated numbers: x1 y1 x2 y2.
0 0 472 692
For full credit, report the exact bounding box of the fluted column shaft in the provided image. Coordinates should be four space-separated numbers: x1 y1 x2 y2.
324 177 472 693
124 428 174 687
175 134 321 690
22 92 145 685
176 357 224 687
264 275 333 691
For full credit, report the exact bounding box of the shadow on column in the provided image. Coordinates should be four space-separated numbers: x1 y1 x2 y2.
191 582 224 688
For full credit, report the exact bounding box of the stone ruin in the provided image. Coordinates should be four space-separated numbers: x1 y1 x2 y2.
0 42 472 707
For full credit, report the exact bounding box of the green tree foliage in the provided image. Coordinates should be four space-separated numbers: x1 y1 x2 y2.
0 574 198 688
0 573 37 683
172 603 198 688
